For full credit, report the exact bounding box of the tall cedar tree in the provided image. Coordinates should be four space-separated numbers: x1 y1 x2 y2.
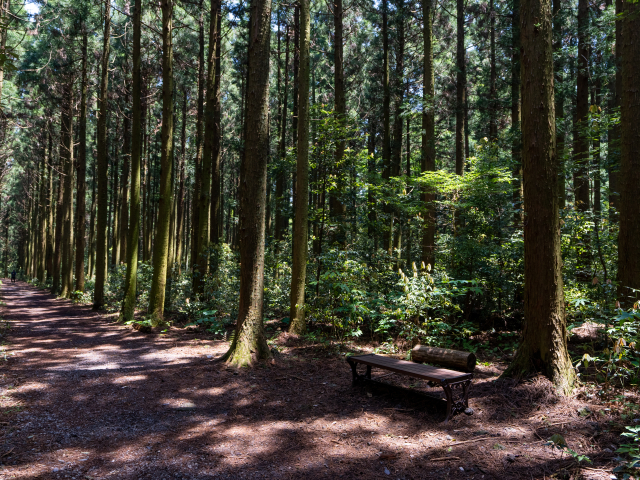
120 0 143 322
93 0 111 310
617 0 640 306
289 0 310 334
222 0 272 366
503 0 575 393
421 0 435 268
75 30 88 293
147 0 174 323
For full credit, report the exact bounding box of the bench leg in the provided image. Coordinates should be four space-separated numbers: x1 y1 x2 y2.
348 358 359 386
366 365 371 380
441 379 472 424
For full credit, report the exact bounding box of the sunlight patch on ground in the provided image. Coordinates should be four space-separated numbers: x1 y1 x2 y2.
112 375 148 384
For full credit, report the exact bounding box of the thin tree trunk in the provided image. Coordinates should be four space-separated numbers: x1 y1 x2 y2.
93 0 111 309
191 0 206 271
120 0 143 322
421 0 436 269
60 81 74 298
75 30 88 292
489 0 497 140
456 0 466 175
193 0 220 295
574 0 590 281
147 0 174 323
382 0 391 251
210 5 223 246
289 0 310 334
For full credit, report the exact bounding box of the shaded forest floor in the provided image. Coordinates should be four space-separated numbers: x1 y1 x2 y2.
0 281 632 479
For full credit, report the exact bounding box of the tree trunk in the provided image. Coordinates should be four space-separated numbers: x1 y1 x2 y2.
193 0 220 295
608 0 622 220
147 0 174 323
190 0 206 272
512 0 523 225
455 0 466 176
120 0 143 322
222 0 272 366
503 0 575 394
289 0 310 334
175 88 187 274
210 5 223 246
421 0 436 269
382 0 391 251
574 0 590 281
46 130 54 280
93 0 111 309
60 81 75 299
75 30 88 293
37 139 48 283
119 113 131 264
489 0 497 140
617 0 640 306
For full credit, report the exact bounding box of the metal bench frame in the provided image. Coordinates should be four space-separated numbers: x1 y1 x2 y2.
347 353 473 423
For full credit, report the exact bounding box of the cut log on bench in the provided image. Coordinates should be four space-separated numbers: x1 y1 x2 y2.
347 353 473 423
411 345 476 373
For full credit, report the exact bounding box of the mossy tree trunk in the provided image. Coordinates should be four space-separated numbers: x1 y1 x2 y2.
503 0 575 395
147 0 174 324
222 0 272 366
120 0 142 323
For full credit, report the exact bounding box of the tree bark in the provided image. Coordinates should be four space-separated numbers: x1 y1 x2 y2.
210 5 223 246
412 345 476 372
455 0 466 176
147 0 174 323
503 0 575 394
421 0 436 269
93 0 111 309
120 0 143 322
617 0 640 306
60 80 74 298
289 0 310 334
574 0 590 281
512 0 523 225
75 30 88 293
193 0 220 295
222 0 272 366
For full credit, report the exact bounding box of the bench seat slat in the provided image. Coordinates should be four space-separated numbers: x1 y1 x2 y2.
348 354 472 383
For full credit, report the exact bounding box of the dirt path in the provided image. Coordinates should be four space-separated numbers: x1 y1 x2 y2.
0 281 621 479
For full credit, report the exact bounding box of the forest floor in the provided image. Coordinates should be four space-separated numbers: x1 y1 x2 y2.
0 281 633 480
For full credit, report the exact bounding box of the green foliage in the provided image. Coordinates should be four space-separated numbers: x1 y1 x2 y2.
615 426 640 476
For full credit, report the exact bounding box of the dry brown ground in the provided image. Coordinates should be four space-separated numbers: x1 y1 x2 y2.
0 281 631 479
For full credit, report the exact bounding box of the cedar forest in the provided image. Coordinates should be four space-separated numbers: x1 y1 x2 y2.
1 0 640 472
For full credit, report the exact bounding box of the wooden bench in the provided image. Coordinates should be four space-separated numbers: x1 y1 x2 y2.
347 353 473 423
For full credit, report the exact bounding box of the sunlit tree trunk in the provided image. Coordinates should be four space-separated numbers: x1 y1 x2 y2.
504 0 575 394
147 0 174 323
120 0 143 322
421 0 436 269
455 0 466 176
222 0 272 366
